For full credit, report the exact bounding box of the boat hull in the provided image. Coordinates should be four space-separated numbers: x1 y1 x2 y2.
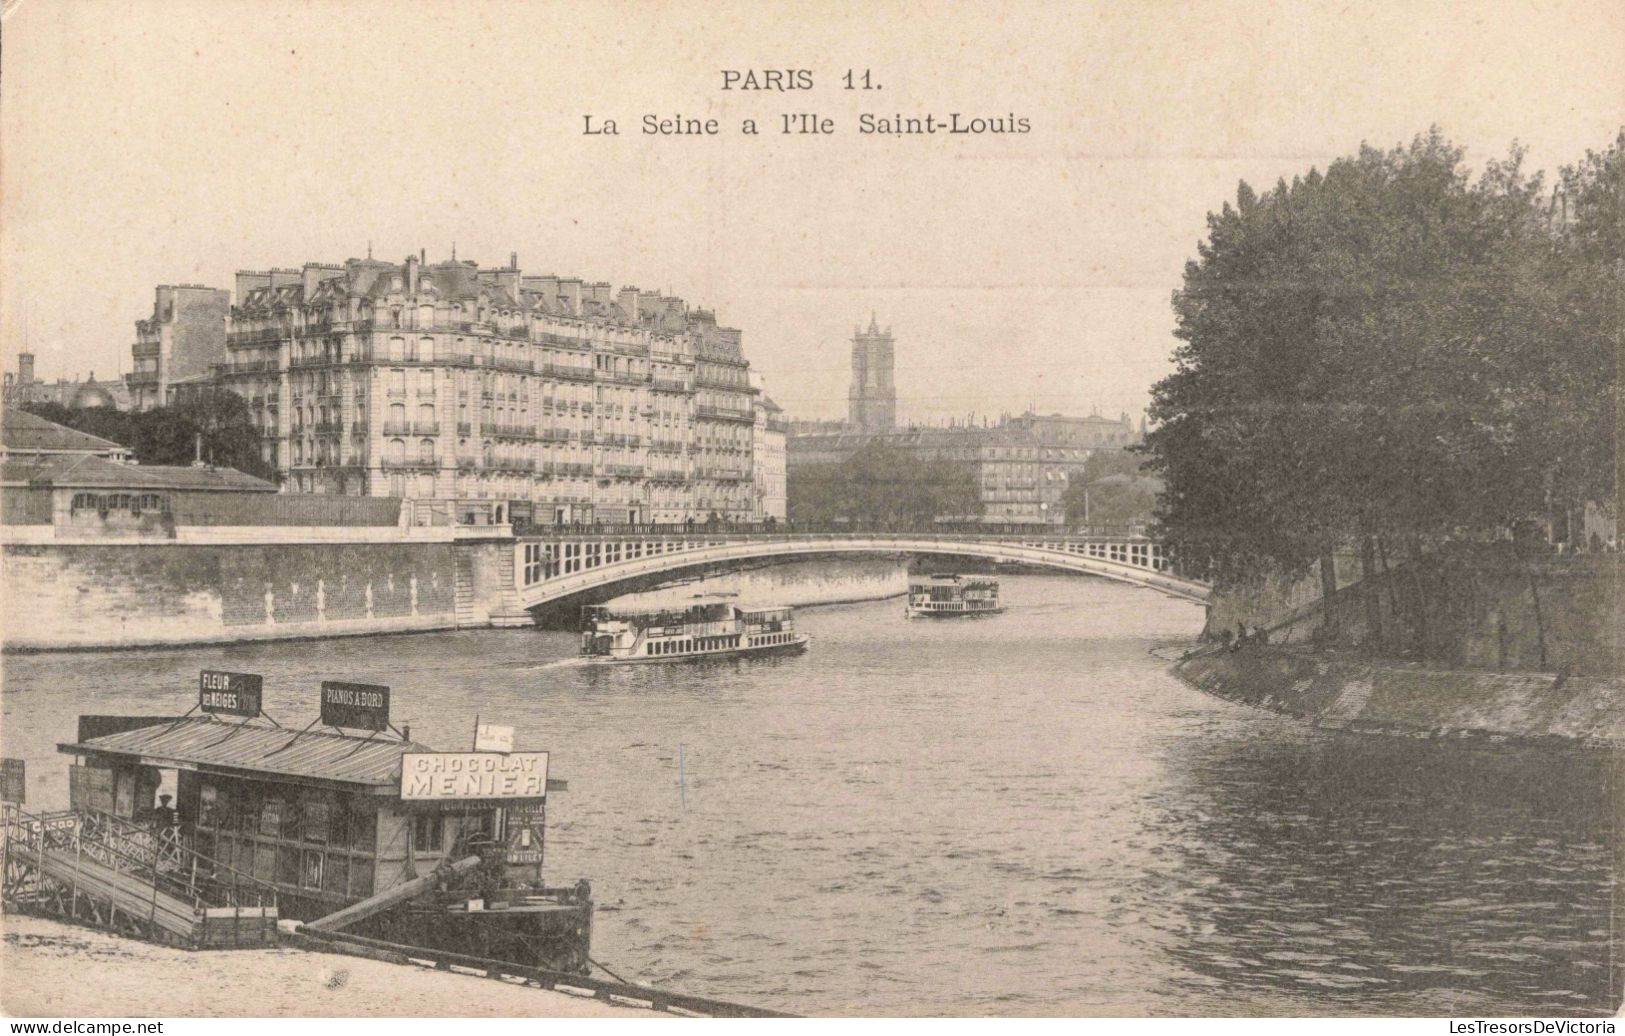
583 634 810 665
905 607 1004 618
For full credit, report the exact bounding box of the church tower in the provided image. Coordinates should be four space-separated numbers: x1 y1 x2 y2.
848 313 896 433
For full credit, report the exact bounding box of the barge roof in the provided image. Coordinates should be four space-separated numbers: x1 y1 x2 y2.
59 717 434 792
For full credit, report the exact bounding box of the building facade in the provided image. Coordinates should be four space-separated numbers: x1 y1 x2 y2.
848 314 895 434
752 394 787 521
787 418 1118 524
4 353 129 411
127 285 231 411
192 251 775 526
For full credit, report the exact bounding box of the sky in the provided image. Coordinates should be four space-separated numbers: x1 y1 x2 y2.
1 0 1620 425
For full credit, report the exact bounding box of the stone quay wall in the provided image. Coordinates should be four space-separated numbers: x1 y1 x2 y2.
2 540 462 650
1176 646 1625 745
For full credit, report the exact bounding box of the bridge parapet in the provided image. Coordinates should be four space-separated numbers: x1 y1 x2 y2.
510 530 1208 609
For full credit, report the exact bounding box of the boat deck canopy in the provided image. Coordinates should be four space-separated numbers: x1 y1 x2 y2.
58 717 434 793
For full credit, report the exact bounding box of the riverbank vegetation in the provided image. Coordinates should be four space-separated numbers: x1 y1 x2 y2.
1144 128 1622 658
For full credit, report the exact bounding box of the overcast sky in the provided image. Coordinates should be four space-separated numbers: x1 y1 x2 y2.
2 0 1620 424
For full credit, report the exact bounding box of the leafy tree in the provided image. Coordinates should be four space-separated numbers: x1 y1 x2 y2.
22 391 277 483
788 441 979 527
1145 127 1619 649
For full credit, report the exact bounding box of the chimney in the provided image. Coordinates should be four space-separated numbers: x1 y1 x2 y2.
510 252 518 270
18 352 34 385
618 286 640 321
405 253 420 295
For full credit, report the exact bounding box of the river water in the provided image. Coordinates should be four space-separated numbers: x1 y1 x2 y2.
2 574 1619 1016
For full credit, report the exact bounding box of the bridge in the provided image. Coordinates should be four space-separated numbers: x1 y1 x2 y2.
504 528 1211 614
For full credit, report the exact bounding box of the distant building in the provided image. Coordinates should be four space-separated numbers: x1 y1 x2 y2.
127 284 231 411
752 394 787 521
848 313 896 434
147 250 780 526
788 419 1111 524
3 353 129 411
784 312 1144 524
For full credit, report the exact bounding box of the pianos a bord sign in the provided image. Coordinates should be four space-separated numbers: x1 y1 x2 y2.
320 681 390 732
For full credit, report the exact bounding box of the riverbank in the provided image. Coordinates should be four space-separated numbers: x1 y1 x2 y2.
0 915 662 1018
1174 645 1625 745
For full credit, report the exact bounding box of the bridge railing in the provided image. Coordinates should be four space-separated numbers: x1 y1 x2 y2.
511 520 1153 540
514 529 1186 593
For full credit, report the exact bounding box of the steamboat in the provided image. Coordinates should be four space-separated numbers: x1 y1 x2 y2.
4 671 591 971
905 573 1003 618
580 601 809 663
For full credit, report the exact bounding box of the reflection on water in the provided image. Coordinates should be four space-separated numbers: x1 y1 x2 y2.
1 574 1618 1016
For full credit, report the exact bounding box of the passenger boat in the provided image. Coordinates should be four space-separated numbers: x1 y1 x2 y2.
905 573 1003 617
580 602 809 663
10 671 592 971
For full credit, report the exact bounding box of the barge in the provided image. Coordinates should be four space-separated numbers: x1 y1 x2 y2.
4 671 590 970
905 573 1003 618
581 602 809 663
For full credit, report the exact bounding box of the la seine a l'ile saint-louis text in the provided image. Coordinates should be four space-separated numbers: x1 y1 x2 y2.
582 67 1032 137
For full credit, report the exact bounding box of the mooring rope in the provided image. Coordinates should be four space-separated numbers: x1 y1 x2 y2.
588 953 634 986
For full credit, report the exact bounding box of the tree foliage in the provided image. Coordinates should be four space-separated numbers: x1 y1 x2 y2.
23 391 277 483
787 440 980 526
1145 127 1620 586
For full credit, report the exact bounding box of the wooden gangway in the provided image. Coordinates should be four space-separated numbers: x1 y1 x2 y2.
1 803 278 948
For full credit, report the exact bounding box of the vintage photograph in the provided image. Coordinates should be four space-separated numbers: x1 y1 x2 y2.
0 0 1620 1021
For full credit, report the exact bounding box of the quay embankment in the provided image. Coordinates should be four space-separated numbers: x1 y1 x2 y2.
1175 550 1625 745
0 915 661 1018
1174 645 1625 745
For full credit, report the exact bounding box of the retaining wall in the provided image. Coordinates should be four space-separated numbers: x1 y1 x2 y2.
1176 646 1625 744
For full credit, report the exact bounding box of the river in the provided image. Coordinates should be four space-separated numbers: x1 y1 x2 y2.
2 574 1619 1016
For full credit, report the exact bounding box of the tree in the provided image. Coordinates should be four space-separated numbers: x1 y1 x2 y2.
787 441 979 527
1145 127 1619 649
23 391 277 483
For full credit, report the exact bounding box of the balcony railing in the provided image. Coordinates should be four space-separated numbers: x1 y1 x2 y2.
695 404 754 422
647 439 686 453
697 467 751 481
456 422 472 436
382 421 413 436
125 369 159 386
413 422 440 436
596 369 649 386
540 428 573 442
650 378 692 393
541 363 595 382
596 433 642 447
217 358 279 374
648 470 691 482
491 356 535 372
381 457 439 471
602 464 645 479
489 457 536 472
485 423 536 440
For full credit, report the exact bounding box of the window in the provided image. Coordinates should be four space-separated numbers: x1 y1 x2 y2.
301 850 324 890
413 813 444 854
303 798 331 844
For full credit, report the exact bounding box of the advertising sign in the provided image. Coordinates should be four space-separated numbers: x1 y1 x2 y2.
1 758 24 804
506 800 546 865
474 723 514 754
320 681 390 731
199 670 263 718
400 751 549 801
